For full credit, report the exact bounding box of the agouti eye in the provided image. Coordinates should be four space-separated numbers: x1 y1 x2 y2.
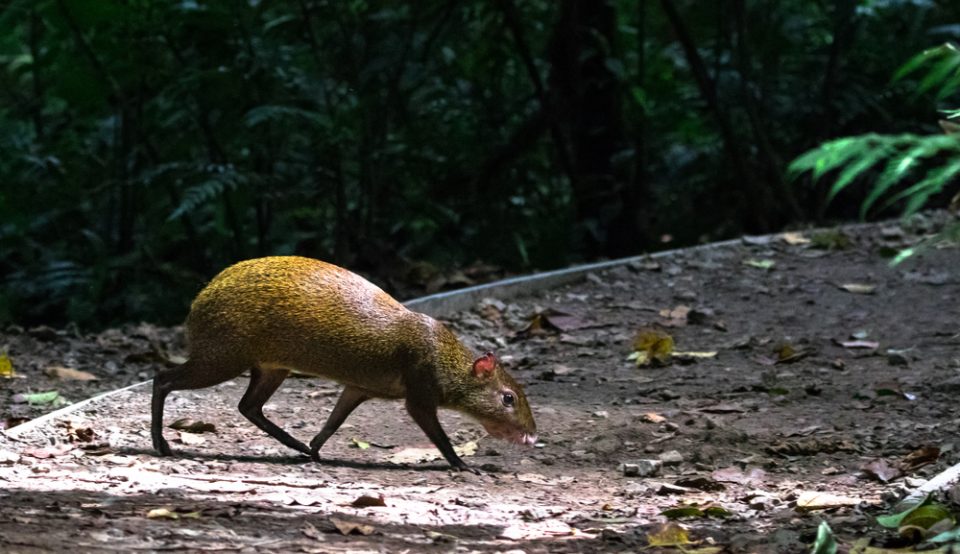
501 391 515 407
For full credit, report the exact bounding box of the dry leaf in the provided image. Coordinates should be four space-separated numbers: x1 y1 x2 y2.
900 446 940 473
839 283 876 294
632 327 674 367
351 494 387 508
169 418 216 433
796 491 862 510
178 431 206 445
330 518 376 536
646 522 694 546
0 354 14 378
640 412 666 423
44 366 97 381
780 232 811 245
863 459 903 483
839 340 879 349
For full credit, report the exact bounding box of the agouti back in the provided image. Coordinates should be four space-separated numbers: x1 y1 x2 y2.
151 256 537 471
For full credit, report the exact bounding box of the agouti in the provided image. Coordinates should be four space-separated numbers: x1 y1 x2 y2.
151 256 536 471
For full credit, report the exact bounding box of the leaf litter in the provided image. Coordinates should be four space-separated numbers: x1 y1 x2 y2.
1 217 960 552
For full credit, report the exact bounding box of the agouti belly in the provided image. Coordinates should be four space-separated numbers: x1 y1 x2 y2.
151 256 536 471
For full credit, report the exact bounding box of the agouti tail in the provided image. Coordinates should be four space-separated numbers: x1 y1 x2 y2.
151 256 537 471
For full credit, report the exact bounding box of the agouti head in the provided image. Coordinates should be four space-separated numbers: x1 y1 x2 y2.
454 352 537 446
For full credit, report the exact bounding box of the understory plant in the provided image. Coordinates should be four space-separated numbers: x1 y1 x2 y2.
790 42 960 262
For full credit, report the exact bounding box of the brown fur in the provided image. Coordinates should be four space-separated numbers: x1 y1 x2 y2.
151 256 536 471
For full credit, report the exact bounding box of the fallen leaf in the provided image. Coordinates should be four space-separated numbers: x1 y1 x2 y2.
146 507 202 520
796 491 862 510
0 354 14 378
780 232 811 245
877 494 932 529
639 412 666 423
743 258 776 270
13 391 64 406
839 340 880 349
351 438 371 450
169 418 216 433
632 327 674 367
350 494 387 508
646 522 694 547
811 230 851 250
673 351 718 362
661 503 731 520
811 521 838 554
330 518 376 536
674 477 726 492
22 444 74 459
863 459 903 483
44 366 97 381
900 446 939 473
839 283 876 294
178 431 206 446
898 503 956 541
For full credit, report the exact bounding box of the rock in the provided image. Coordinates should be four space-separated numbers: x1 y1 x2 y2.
621 459 661 477
659 450 684 465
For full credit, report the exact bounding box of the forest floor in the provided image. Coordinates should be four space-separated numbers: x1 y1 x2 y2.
2 215 960 553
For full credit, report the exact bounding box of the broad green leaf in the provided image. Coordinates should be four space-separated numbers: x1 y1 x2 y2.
811 521 837 554
876 494 932 528
898 504 955 539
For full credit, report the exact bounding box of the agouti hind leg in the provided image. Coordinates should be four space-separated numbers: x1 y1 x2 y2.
309 386 369 462
238 368 310 455
152 358 245 456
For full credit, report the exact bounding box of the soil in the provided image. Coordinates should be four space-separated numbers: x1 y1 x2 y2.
2 216 960 553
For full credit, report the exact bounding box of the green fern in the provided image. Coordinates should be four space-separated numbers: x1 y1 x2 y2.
243 105 331 130
167 167 253 221
789 133 960 217
790 42 960 263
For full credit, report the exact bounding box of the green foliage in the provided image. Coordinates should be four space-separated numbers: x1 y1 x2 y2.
0 0 957 327
790 41 960 262
789 133 960 218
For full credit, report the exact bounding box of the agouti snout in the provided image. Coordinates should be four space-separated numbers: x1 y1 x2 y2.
151 256 537 471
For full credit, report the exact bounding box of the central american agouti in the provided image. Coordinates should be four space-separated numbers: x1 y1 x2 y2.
151 256 537 471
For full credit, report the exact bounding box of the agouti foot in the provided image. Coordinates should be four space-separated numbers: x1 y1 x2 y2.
454 463 482 476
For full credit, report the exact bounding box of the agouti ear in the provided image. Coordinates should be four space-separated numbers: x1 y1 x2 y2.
472 352 497 378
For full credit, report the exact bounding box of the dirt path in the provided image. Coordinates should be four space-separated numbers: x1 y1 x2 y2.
2 217 959 553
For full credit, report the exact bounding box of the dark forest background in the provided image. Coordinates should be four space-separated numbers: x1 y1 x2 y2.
0 0 956 328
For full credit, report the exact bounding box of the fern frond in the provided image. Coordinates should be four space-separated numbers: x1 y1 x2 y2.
861 135 960 217
877 157 960 215
788 136 870 182
244 105 331 130
827 139 896 202
893 43 958 82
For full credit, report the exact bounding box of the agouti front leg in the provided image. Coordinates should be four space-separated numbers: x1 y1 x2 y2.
238 368 311 455
405 399 478 473
309 386 370 462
